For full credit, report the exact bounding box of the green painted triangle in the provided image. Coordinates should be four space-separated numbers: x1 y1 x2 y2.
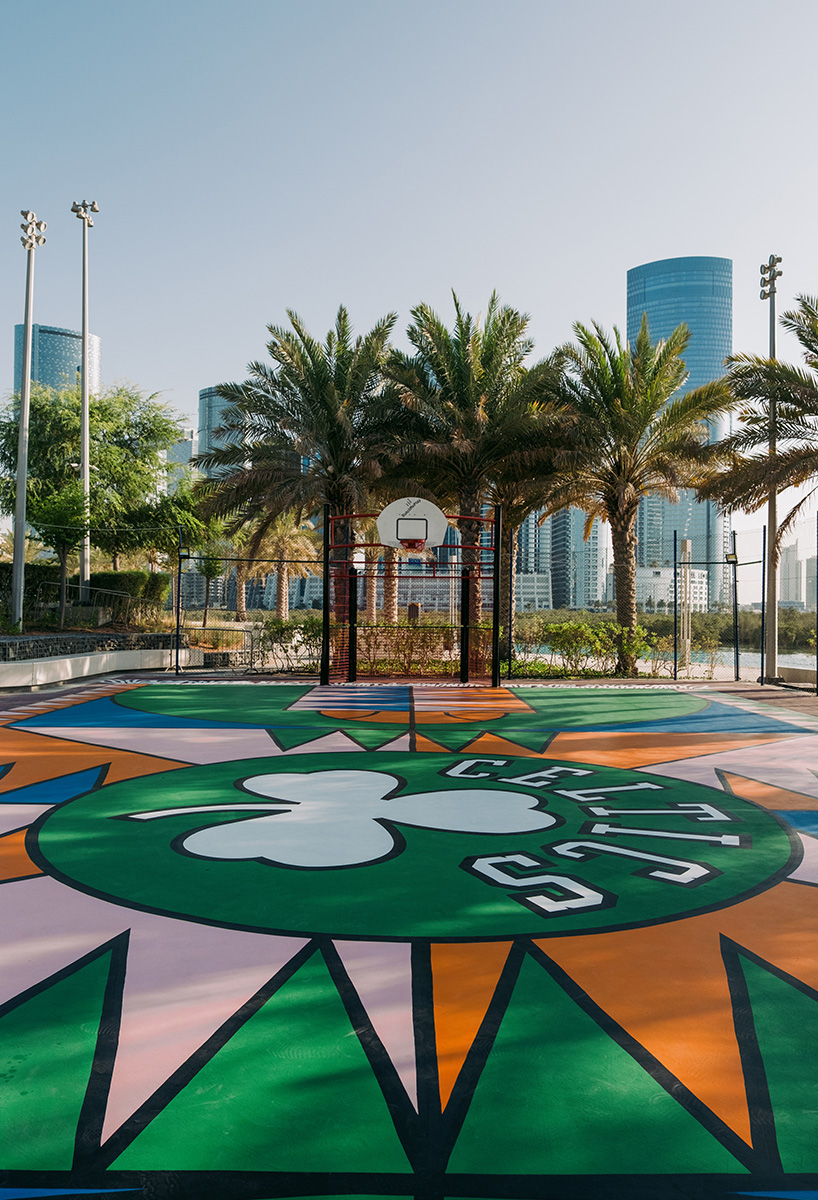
0 947 112 1170
272 723 402 751
738 952 818 1172
113 948 411 1173
447 950 747 1176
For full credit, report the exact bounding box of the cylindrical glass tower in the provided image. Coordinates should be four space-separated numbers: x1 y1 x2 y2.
626 256 732 606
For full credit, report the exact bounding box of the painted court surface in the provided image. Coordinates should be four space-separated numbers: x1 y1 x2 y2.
0 681 817 1200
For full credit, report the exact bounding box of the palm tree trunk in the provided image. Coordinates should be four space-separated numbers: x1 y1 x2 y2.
235 560 247 621
458 486 483 625
276 564 290 620
365 550 378 624
382 546 398 623
610 512 638 676
203 579 211 629
499 523 518 660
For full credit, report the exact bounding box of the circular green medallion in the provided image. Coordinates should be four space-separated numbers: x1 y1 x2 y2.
32 751 797 940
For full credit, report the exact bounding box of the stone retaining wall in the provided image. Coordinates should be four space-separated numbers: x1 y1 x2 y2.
0 632 184 663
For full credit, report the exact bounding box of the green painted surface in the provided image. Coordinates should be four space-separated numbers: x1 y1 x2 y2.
446 950 747 1176
0 950 111 1169
739 952 818 1173
37 752 793 940
112 948 410 1172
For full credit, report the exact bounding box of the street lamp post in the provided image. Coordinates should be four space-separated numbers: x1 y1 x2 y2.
11 211 47 629
71 199 99 603
760 253 783 682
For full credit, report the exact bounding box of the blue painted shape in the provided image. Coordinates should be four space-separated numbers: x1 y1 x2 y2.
10 696 262 731
732 1192 818 1198
777 812 818 837
0 1189 138 1198
0 766 107 806
582 702 808 736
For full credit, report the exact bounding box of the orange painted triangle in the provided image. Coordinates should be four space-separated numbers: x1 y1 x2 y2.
536 914 754 1147
546 730 792 769
718 879 818 994
718 769 818 811
455 732 553 759
0 827 42 882
0 727 188 791
430 941 512 1109
414 735 451 753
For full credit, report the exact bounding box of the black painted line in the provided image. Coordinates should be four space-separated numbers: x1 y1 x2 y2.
320 939 423 1172
96 939 321 1167
527 939 764 1175
720 934 783 1170
409 688 417 753
411 941 444 1176
74 930 130 1168
437 939 527 1170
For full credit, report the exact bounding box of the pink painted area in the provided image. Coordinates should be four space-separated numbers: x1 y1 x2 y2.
0 877 133 1005
0 803 51 835
790 832 818 885
0 876 308 1144
334 939 417 1108
375 734 413 752
644 734 818 800
19 725 285 764
101 915 307 1142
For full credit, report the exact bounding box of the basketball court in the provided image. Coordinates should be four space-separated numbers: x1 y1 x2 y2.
0 678 817 1199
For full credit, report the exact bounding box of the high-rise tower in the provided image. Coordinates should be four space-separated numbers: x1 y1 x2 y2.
626 256 732 605
13 323 101 395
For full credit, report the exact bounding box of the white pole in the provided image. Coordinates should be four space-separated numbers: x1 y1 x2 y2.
11 212 46 628
72 200 98 603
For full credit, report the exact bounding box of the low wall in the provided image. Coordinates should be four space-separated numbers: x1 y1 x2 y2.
0 633 189 689
778 666 817 686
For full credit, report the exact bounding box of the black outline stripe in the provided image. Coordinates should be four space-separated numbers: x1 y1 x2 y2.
320 939 422 1171
74 931 130 1167
527 939 763 1174
95 939 319 1168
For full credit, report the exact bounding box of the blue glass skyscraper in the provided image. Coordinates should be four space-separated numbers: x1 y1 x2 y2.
626 256 732 603
13 323 101 395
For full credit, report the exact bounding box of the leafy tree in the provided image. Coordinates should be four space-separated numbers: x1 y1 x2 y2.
384 292 565 622
125 484 207 612
26 481 87 628
541 316 733 675
0 382 185 553
701 294 818 539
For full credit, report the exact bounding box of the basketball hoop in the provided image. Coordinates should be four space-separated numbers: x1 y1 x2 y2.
377 498 450 550
399 537 427 552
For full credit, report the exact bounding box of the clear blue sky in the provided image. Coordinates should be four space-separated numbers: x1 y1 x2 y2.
1 0 816 443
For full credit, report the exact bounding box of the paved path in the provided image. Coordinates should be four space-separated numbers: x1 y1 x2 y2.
1 678 817 1200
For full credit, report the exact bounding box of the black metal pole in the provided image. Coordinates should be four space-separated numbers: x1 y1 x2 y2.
320 503 331 685
673 530 678 681
347 565 358 682
732 531 740 682
507 531 514 680
175 524 183 676
760 524 767 686
491 507 502 688
460 568 471 683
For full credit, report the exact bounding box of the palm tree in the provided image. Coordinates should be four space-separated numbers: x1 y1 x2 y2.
384 292 564 623
197 305 399 526
245 513 319 621
700 294 818 538
542 316 733 675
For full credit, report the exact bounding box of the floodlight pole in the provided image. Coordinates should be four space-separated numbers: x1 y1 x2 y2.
12 211 47 629
760 253 782 681
72 200 99 602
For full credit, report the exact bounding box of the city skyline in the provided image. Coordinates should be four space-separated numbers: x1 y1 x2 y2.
2 0 816 446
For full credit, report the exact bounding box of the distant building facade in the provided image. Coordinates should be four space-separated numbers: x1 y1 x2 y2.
165 427 199 492
198 386 234 476
14 323 101 395
627 256 732 605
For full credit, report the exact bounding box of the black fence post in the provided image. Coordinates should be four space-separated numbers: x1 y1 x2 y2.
175 524 184 676
320 503 331 685
492 507 502 688
760 525 767 686
732 531 740 682
460 568 471 683
347 565 358 683
673 530 678 681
